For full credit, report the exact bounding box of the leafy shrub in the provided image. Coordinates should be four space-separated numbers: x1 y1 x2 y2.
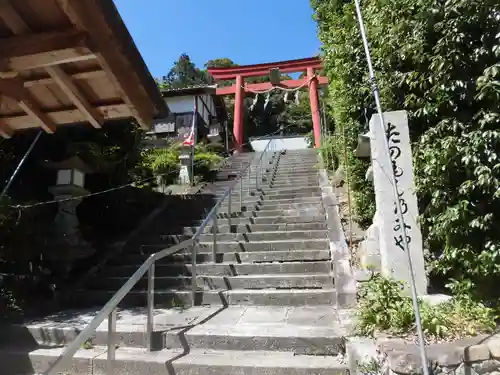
139 147 181 186
357 273 497 339
194 150 223 181
319 135 339 172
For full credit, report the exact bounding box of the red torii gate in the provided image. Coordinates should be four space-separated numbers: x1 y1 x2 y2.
207 57 328 151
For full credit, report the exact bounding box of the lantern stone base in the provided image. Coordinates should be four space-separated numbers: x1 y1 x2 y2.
47 185 95 278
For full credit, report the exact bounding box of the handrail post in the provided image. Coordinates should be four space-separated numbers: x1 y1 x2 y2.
212 213 218 263
191 242 197 306
146 262 155 352
239 175 243 211
227 191 232 230
107 308 117 375
247 167 250 195
255 158 260 191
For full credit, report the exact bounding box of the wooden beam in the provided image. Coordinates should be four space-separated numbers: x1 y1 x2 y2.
216 77 329 96
2 103 132 130
17 95 56 133
57 0 154 130
0 119 13 138
24 70 106 87
0 29 88 59
8 48 96 72
0 76 56 133
45 66 103 128
0 0 29 34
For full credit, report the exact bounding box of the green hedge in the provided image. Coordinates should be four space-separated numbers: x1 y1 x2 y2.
312 0 500 302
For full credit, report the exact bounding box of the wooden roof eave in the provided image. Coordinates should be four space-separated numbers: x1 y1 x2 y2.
0 0 167 138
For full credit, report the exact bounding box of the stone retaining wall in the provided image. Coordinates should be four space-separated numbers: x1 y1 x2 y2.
376 335 500 375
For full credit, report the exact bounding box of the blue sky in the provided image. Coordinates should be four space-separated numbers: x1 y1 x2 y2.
114 0 321 78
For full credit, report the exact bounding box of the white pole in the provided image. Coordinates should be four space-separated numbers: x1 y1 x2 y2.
353 1 429 373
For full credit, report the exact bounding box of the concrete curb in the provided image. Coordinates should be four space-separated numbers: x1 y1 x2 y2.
317 158 357 309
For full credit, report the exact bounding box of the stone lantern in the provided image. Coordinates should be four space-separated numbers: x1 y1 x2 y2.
42 156 95 277
354 132 371 158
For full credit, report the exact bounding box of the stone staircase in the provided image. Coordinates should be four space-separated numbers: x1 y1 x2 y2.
0 149 353 375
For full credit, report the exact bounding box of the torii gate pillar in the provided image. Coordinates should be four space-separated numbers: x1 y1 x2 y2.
307 67 322 149
234 75 245 152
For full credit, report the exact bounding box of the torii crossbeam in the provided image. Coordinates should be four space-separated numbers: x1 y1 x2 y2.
208 57 328 150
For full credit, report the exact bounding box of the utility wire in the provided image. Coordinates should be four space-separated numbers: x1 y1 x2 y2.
7 123 300 210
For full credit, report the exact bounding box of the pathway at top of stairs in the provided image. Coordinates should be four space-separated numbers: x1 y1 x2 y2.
0 149 355 375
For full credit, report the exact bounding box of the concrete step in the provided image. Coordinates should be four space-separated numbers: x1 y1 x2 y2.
0 346 348 375
270 180 320 188
253 201 324 211
179 222 328 235
263 191 321 200
195 230 327 242
117 249 332 265
224 190 320 198
214 207 325 218
196 214 326 226
166 323 346 355
90 274 333 291
72 288 338 307
212 185 320 196
219 195 322 207
155 230 327 243
104 261 332 277
270 175 320 182
142 239 329 253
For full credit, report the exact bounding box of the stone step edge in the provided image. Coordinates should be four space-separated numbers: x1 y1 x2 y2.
7 347 348 374
123 249 331 260
103 273 334 281
162 229 328 236
76 288 337 295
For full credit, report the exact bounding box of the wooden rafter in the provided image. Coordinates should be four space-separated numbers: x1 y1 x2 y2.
45 66 103 128
0 0 29 34
24 69 106 87
0 76 56 133
0 119 13 138
1 29 88 59
57 0 154 130
4 103 131 130
17 95 56 133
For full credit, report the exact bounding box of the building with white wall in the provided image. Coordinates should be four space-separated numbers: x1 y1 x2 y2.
145 85 231 149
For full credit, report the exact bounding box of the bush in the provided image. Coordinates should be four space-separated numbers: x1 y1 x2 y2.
194 150 223 181
357 273 497 339
319 135 339 172
312 0 500 302
139 147 181 186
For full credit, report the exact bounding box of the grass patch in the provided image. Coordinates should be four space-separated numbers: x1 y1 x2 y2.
356 273 497 340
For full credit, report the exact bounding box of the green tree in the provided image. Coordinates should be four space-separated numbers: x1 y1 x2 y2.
311 0 500 301
161 53 208 89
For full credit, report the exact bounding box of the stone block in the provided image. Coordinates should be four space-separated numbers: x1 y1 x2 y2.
387 351 434 375
346 337 379 375
464 344 490 362
488 336 500 358
472 359 500 374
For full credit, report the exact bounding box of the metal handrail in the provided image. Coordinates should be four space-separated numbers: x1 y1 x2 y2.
44 139 278 375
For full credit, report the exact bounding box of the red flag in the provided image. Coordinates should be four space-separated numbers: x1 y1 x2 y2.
183 98 197 147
